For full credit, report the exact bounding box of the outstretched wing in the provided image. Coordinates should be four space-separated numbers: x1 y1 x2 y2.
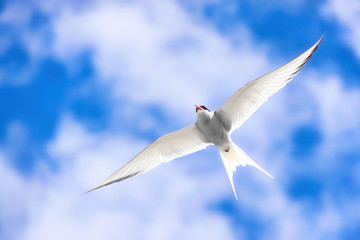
215 37 323 134
87 124 211 193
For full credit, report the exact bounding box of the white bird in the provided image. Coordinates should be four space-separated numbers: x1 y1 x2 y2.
87 37 323 198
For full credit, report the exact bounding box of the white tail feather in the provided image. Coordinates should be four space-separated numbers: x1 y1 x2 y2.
218 140 273 199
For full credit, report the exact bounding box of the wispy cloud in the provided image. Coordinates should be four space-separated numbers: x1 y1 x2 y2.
1 0 360 239
322 0 360 59
51 0 271 123
6 116 235 240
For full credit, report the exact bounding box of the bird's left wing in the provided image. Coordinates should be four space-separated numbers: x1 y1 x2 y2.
215 37 323 134
87 124 211 193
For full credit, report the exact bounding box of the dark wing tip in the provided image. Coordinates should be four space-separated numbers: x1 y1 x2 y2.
310 36 324 56
293 36 323 75
84 171 142 194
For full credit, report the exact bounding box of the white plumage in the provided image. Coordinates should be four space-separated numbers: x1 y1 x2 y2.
217 37 323 134
86 124 211 193
87 37 323 198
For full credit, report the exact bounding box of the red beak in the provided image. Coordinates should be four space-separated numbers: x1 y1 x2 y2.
195 104 202 110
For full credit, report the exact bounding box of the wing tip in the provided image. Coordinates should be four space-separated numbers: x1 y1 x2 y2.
291 35 323 75
84 184 103 194
319 35 325 43
84 171 143 194
310 36 324 55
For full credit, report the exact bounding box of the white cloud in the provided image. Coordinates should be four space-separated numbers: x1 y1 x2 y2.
0 152 30 240
6 72 360 239
47 2 360 239
51 0 270 123
3 116 235 240
228 73 360 240
1 0 360 239
322 0 360 59
305 74 360 151
0 2 32 27
0 1 51 85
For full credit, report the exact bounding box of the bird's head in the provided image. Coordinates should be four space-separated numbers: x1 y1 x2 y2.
195 104 210 113
195 105 213 121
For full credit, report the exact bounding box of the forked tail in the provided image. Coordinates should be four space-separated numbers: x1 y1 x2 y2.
218 140 273 199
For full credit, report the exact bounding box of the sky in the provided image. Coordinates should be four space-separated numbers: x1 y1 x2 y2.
0 0 360 239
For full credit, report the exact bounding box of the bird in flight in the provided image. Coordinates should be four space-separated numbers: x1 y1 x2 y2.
87 37 323 199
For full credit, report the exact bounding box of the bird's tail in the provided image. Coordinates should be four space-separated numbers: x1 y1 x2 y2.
217 139 273 199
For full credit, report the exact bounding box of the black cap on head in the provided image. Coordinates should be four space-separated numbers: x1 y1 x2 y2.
200 105 209 111
195 105 210 112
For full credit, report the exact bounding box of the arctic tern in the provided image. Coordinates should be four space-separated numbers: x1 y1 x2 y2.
87 37 323 198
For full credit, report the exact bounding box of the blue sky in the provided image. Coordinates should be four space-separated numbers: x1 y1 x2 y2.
1 0 360 239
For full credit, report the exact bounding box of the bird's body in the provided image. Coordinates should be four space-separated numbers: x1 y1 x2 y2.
196 109 229 151
195 104 273 199
87 37 323 199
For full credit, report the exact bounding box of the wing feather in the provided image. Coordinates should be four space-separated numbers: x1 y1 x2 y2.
216 37 323 133
87 124 211 192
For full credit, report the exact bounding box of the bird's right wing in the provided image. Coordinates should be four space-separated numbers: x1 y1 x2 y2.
215 37 323 134
87 124 211 193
